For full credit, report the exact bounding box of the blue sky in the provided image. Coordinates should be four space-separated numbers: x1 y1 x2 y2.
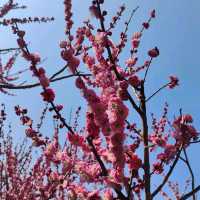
1 0 200 198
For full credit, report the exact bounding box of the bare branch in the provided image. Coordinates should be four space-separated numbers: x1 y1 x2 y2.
180 185 200 200
146 83 169 102
140 82 151 199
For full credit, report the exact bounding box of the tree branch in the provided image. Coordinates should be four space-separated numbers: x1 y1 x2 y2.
143 58 152 83
0 73 91 90
96 1 142 117
146 83 169 102
86 136 128 200
180 185 200 200
140 82 151 200
0 47 20 54
151 147 182 198
86 136 108 176
183 148 196 200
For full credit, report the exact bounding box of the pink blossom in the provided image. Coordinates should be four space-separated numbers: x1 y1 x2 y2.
40 88 55 102
75 77 85 89
127 153 142 170
128 75 141 87
168 76 179 89
39 74 50 88
153 162 164 174
143 22 150 29
110 132 125 146
125 57 138 67
132 39 140 48
67 55 80 73
61 49 73 61
68 132 83 145
148 47 160 58
119 81 128 90
103 189 114 200
89 5 101 19
133 32 142 39
86 112 100 138
29 53 41 63
160 144 177 163
59 40 68 48
117 88 129 101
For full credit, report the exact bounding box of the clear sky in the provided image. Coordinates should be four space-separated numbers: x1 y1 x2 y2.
1 0 200 198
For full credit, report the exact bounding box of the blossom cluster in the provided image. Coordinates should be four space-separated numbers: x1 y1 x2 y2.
0 0 15 18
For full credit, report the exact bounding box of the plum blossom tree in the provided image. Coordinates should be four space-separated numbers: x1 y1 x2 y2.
0 0 200 199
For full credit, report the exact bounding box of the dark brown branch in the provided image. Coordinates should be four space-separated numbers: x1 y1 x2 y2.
96 1 142 117
146 83 169 102
86 136 107 176
123 6 139 36
183 148 196 200
86 136 128 200
143 58 152 83
189 139 200 144
180 185 200 200
140 82 151 200
50 101 74 135
0 73 91 90
50 65 67 80
151 147 182 198
0 47 20 53
127 170 134 199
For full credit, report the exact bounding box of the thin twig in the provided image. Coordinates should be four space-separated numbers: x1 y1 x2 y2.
146 83 169 102
123 6 139 35
50 65 67 80
143 58 152 83
50 101 74 135
183 148 196 200
0 48 20 53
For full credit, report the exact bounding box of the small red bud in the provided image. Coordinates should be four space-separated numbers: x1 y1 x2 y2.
148 47 159 58
142 22 149 29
